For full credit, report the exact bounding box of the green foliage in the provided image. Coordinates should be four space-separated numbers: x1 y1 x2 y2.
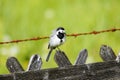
0 0 120 74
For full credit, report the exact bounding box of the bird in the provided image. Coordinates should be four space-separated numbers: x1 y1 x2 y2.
46 27 66 62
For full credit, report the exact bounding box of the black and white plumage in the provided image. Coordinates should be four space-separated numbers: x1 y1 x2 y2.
46 27 66 62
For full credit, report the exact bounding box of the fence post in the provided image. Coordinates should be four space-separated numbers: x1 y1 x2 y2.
74 49 88 65
54 50 72 67
27 54 42 71
6 57 24 73
1 45 120 80
100 45 116 61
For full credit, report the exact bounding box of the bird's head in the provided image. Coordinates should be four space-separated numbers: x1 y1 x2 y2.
56 27 66 35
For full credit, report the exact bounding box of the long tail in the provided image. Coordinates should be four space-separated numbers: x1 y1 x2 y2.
46 48 53 62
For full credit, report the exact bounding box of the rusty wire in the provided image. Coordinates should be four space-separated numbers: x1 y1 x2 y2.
0 28 120 44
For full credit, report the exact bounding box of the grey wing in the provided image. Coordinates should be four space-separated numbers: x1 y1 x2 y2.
48 29 56 49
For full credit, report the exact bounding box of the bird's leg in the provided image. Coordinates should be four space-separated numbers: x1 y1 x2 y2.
57 47 61 51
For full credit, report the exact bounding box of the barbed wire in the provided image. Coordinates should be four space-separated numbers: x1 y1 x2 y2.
67 28 120 37
0 28 120 44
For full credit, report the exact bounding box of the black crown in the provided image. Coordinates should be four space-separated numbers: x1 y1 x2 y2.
56 27 65 31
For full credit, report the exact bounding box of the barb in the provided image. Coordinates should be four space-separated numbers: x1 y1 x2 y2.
0 28 120 44
67 28 120 37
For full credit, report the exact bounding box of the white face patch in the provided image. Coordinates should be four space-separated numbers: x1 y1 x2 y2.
56 30 65 35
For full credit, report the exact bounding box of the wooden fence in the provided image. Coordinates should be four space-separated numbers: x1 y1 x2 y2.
0 45 120 80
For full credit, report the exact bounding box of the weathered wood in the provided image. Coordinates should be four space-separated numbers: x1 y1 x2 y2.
1 61 120 80
0 74 13 80
74 49 88 65
1 45 120 80
27 54 42 71
100 45 116 61
6 57 24 73
54 50 72 67
116 52 120 63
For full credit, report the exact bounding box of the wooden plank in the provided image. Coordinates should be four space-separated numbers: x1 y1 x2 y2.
6 57 24 73
0 74 13 80
27 54 42 71
74 49 88 65
100 45 116 61
54 50 72 67
1 61 120 80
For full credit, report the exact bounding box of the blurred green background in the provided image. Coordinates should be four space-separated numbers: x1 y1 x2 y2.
0 0 120 74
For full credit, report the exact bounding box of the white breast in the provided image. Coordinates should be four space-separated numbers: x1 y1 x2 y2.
49 35 65 48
